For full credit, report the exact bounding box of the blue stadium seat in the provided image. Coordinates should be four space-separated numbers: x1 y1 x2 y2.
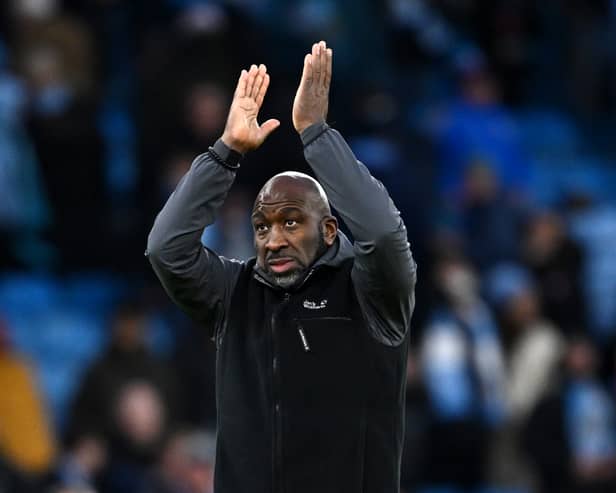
0 273 116 429
0 274 59 316
516 110 581 159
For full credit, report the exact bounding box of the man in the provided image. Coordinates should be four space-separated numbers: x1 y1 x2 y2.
420 254 506 490
147 41 416 493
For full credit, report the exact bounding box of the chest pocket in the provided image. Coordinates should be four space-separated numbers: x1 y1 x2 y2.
280 316 366 412
294 316 353 352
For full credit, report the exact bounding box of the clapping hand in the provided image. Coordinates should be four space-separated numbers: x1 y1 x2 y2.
221 64 280 154
292 40 332 134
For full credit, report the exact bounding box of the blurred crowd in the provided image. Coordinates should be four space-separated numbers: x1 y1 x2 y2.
1 0 616 492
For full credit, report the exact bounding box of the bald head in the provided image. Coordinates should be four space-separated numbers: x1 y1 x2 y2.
254 172 331 218
251 171 338 288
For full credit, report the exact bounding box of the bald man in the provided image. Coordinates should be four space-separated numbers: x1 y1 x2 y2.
147 41 417 493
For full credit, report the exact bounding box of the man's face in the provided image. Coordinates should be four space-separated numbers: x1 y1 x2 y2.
252 175 336 288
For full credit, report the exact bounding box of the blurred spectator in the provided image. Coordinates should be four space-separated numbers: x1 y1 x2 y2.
0 318 56 490
137 0 239 215
141 429 215 493
146 80 230 194
486 263 565 422
68 302 180 493
471 0 537 105
486 258 575 491
0 40 52 269
52 433 107 493
429 53 531 201
140 431 188 493
566 192 616 344
10 0 97 98
525 336 616 493
177 431 215 493
460 162 526 272
420 253 506 490
565 337 616 492
5 0 106 270
523 210 587 335
181 82 229 151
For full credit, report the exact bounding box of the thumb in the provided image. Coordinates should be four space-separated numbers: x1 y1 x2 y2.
260 118 280 138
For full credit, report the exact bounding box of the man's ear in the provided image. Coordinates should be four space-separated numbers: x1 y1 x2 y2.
321 216 338 246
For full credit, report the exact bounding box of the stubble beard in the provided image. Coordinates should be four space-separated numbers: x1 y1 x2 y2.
270 269 305 290
269 231 328 290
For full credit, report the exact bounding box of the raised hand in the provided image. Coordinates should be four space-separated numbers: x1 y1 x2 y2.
221 64 280 154
292 40 332 134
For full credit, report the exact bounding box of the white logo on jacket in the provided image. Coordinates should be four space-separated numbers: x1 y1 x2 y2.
303 299 328 310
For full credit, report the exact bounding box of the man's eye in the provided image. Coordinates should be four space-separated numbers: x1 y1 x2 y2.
255 224 268 232
285 220 298 227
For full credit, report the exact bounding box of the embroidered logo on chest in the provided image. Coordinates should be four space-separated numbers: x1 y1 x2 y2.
303 299 328 310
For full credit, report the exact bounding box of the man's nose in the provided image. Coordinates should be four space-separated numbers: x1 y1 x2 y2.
265 226 288 251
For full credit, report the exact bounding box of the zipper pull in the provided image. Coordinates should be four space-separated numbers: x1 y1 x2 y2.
297 324 311 352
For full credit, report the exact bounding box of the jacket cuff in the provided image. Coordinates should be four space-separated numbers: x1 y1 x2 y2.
209 139 243 170
300 121 330 148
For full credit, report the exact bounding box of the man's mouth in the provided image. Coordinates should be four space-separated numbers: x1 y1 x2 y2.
267 257 299 274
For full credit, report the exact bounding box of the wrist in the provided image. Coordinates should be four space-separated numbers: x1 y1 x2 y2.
210 138 243 170
221 133 248 155
300 121 330 147
295 118 325 135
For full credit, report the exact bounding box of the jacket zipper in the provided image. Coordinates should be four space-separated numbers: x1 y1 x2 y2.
272 291 290 493
297 323 311 352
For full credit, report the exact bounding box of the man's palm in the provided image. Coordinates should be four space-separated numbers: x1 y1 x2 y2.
293 41 332 134
222 64 280 154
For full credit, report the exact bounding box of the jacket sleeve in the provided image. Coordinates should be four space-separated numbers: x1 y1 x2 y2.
146 141 244 339
302 123 417 346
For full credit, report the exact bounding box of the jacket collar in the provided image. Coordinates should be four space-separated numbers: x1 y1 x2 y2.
252 231 354 290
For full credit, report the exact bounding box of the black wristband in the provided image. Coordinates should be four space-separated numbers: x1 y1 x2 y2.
209 139 242 170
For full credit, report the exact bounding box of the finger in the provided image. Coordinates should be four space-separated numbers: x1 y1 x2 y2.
318 40 327 88
246 64 259 100
259 118 280 141
234 69 248 98
251 64 267 101
324 48 333 89
255 72 270 108
301 53 313 86
312 43 321 82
